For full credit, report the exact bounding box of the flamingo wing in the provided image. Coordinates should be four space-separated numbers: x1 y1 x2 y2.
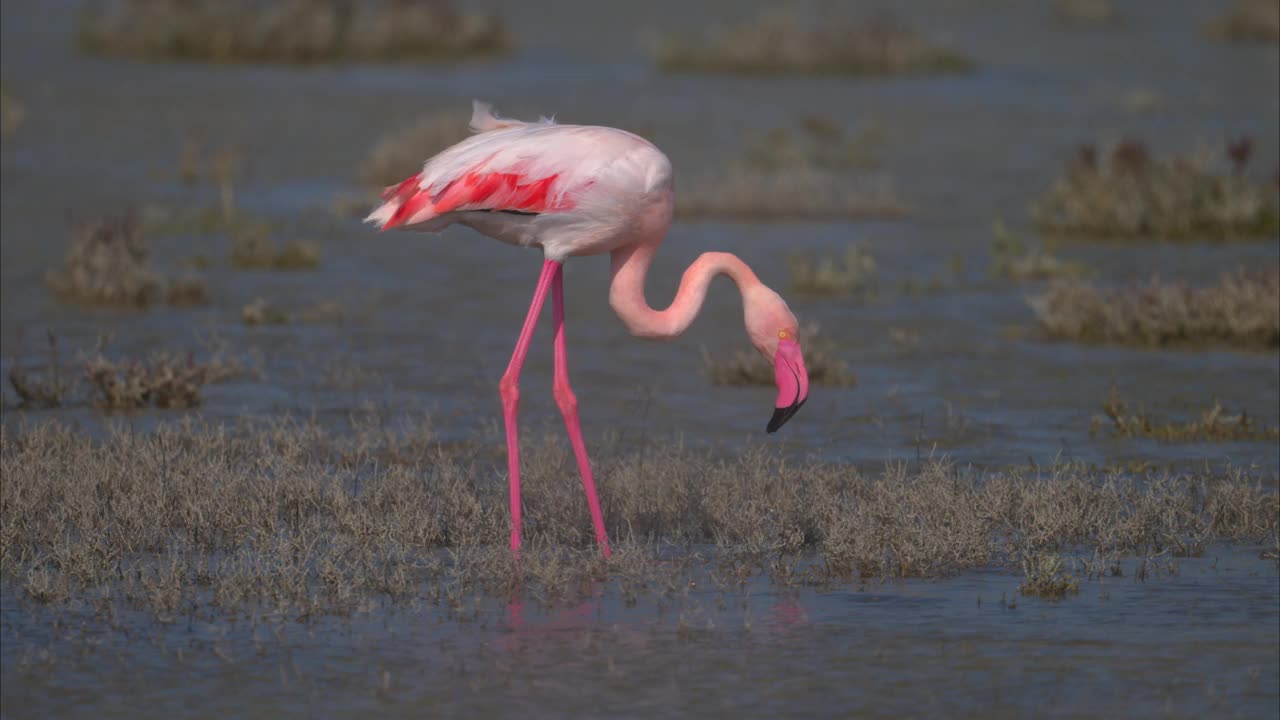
366 102 607 232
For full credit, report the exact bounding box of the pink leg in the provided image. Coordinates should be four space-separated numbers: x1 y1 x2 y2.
501 260 560 554
551 264 612 558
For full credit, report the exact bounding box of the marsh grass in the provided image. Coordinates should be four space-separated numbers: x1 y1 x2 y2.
1091 388 1280 443
0 83 23 136
46 216 209 308
1032 139 1280 241
230 225 320 270
787 244 878 298
1051 0 1120 28
1031 267 1279 350
242 298 343 326
1205 0 1280 44
678 168 908 221
704 324 856 387
1 417 1274 618
78 0 510 64
1018 553 1080 600
990 219 1090 282
360 110 474 188
742 118 884 173
655 11 972 76
7 334 72 409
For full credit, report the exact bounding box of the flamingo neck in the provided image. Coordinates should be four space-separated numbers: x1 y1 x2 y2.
608 244 762 340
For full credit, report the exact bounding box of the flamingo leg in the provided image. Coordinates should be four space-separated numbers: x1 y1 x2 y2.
500 259 560 554
550 264 612 558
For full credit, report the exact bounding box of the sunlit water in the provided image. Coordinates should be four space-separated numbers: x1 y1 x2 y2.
2 0 1278 716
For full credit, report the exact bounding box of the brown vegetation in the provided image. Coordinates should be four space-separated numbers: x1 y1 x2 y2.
1018 553 1080 600
78 0 511 64
678 169 907 221
1091 388 1280 442
46 216 209 308
1 417 1274 617
1051 0 1120 28
704 324 856 387
1032 139 1280 241
655 12 972 76
1031 267 1280 350
0 83 23 136
1205 0 1280 44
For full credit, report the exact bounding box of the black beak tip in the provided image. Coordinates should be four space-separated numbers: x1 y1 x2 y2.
766 398 806 434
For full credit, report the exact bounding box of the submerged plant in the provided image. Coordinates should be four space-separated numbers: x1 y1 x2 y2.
360 110 475 188
1091 388 1280 442
990 219 1090 282
678 168 907 221
1032 138 1280 241
230 225 320 270
77 0 511 64
1031 267 1280 350
655 11 972 76
705 324 856 387
84 348 241 410
787 244 879 297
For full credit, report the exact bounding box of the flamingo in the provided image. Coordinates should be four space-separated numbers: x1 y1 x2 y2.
366 101 810 559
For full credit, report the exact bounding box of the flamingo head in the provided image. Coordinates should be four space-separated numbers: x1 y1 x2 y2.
744 287 810 433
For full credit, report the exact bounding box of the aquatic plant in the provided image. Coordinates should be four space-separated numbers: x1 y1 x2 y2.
230 225 320 270
742 118 883 173
1018 553 1080 600
1032 138 1280 241
7 334 73 409
1205 0 1280 44
990 219 1090 282
77 0 510 64
46 216 208 308
787 244 879 297
84 350 236 410
655 11 972 76
705 324 856 387
1 416 1273 617
1030 267 1280 350
1091 388 1280 442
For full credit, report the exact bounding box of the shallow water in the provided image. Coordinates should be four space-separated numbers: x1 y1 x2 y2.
3 547 1277 719
2 0 1279 716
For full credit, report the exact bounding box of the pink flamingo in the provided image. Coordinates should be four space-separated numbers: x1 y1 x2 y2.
366 102 810 559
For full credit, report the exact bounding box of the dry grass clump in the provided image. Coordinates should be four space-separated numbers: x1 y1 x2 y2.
704 324 856 387
1031 267 1280 350
230 225 320 270
45 216 210 308
84 352 233 410
1051 0 1120 28
1032 139 1280 241
655 12 972 76
1018 553 1080 600
1205 0 1280 44
78 0 510 64
360 110 473 188
1 418 1274 617
991 219 1090 282
787 244 879 297
1091 388 1280 442
241 298 343 325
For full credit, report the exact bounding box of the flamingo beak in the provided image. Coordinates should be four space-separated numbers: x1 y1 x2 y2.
767 339 809 433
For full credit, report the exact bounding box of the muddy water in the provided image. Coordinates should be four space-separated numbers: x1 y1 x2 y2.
2 0 1278 716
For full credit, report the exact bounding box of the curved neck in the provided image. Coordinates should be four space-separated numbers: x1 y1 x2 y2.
608 244 762 339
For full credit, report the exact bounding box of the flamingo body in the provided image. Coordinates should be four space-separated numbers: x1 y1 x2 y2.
365 102 809 559
367 103 673 261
